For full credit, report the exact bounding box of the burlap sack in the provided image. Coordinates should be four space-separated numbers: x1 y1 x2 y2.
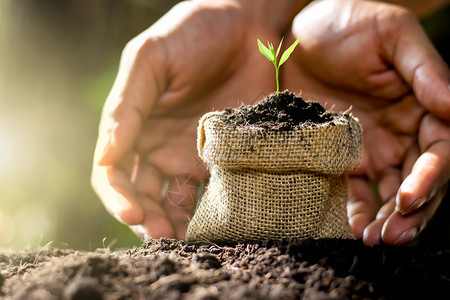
185 110 363 243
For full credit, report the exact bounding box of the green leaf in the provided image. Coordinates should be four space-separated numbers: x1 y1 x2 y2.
268 42 276 58
257 39 275 62
275 37 284 58
278 36 301 67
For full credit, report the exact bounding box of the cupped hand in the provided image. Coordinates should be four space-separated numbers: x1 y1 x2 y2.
91 0 304 239
284 0 450 246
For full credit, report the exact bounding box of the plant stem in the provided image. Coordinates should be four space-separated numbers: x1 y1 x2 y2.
273 62 279 97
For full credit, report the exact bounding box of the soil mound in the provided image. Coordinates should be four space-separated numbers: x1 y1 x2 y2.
1 239 449 299
221 91 333 130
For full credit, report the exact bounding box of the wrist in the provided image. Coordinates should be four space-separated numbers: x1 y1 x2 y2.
243 0 310 33
206 0 311 33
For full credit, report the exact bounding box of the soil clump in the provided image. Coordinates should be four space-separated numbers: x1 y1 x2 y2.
1 238 449 299
221 91 334 130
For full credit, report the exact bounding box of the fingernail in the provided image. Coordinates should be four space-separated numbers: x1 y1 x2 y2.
113 213 133 226
130 225 150 241
394 227 419 246
100 141 112 160
401 196 427 215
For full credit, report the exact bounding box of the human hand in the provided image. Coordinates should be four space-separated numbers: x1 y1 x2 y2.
91 0 304 239
284 0 450 246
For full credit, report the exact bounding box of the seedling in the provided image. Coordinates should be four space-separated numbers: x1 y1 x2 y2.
257 37 301 96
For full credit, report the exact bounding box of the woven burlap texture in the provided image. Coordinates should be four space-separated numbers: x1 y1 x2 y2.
185 111 363 243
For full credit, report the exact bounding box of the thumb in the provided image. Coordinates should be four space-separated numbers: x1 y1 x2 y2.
377 6 450 120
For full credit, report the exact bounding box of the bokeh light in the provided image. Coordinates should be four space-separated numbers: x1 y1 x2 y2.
0 0 179 250
0 124 16 174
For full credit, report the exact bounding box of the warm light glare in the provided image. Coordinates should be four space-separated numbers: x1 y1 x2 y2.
0 211 15 247
0 125 16 175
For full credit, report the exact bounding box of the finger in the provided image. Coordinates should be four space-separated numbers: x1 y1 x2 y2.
418 113 450 153
377 94 426 135
397 142 449 214
382 184 447 245
96 102 145 166
377 7 450 120
362 125 413 178
377 168 402 204
132 162 177 238
91 161 144 226
138 194 176 239
397 115 450 214
401 143 420 180
130 225 150 241
363 196 396 247
129 195 177 240
347 177 379 239
164 174 200 239
128 197 176 240
362 168 401 247
95 35 163 166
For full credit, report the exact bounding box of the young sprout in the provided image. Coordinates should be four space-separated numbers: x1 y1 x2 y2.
257 37 301 97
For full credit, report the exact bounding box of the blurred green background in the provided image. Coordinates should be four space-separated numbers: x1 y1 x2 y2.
0 0 180 250
0 1 449 250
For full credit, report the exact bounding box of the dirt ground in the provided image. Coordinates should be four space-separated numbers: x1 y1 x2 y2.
1 238 449 300
2 93 448 299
